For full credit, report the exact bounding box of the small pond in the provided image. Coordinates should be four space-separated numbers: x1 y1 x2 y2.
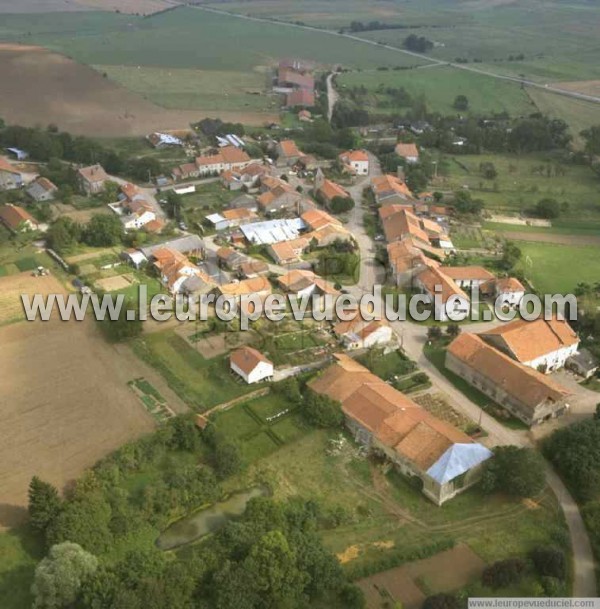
156 486 268 550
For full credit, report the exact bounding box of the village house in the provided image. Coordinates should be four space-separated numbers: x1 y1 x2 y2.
228 194 259 212
216 247 247 271
395 142 420 164
277 269 339 300
171 162 200 181
275 140 303 167
257 176 303 214
222 208 258 227
387 238 432 287
151 247 214 295
479 317 579 373
239 259 270 279
120 199 157 231
268 237 310 265
415 264 470 322
0 158 24 191
78 164 108 195
314 169 351 208
230 346 274 384
442 266 496 290
334 316 393 350
0 204 39 232
298 109 312 122
446 333 571 426
194 146 252 177
217 276 272 302
309 354 492 505
482 276 526 307
221 162 269 191
338 150 369 176
26 176 58 202
371 174 413 205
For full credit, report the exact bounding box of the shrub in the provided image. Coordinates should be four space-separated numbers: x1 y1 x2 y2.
481 558 526 589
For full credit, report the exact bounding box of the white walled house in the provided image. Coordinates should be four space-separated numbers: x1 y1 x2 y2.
480 317 579 373
230 347 274 384
442 266 495 290
415 266 470 322
491 277 526 307
341 320 393 350
338 150 369 176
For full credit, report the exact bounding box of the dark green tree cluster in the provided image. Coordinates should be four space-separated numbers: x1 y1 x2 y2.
481 446 545 497
403 34 434 53
453 190 484 216
329 195 355 214
543 420 600 502
482 558 527 589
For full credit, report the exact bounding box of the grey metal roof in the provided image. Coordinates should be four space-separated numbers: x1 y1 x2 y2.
426 443 493 485
140 235 204 258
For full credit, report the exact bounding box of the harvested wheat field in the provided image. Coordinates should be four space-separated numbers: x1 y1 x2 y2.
0 45 276 136
0 270 65 325
0 317 159 524
551 80 600 97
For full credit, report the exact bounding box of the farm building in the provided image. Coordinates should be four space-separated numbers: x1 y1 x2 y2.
0 158 24 191
147 132 184 148
371 174 413 205
0 204 39 232
566 348 599 379
309 354 492 505
240 218 306 245
26 177 58 202
479 317 579 373
230 346 274 384
446 333 571 426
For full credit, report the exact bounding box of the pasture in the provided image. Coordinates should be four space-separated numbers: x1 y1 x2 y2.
526 89 600 148
96 65 279 113
0 317 155 514
209 0 600 82
0 7 428 71
513 241 600 295
437 153 600 227
338 66 535 116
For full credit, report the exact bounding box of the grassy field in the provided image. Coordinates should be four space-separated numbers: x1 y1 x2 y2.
438 153 600 226
526 88 600 148
95 65 279 113
228 427 568 582
132 330 259 411
339 66 536 116
513 241 600 294
0 526 44 609
0 7 427 71
206 0 600 82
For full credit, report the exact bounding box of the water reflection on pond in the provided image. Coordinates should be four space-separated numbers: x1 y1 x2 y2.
156 486 268 550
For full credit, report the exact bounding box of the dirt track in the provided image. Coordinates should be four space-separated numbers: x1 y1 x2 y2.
500 231 600 246
0 45 276 136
